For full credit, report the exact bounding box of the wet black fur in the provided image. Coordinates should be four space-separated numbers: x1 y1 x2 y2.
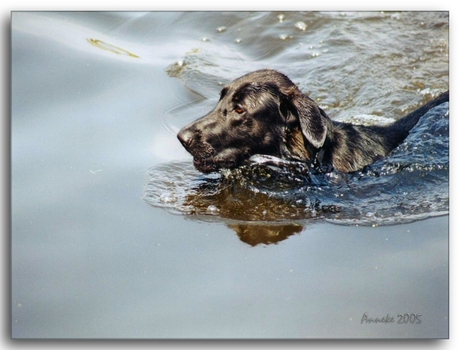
177 69 449 174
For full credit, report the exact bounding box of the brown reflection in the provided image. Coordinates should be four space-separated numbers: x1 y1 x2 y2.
180 166 312 245
228 223 303 246
182 166 316 221
145 161 316 245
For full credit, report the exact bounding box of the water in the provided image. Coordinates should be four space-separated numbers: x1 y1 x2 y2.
11 11 448 339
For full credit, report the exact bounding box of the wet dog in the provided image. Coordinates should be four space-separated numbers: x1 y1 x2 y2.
177 69 449 173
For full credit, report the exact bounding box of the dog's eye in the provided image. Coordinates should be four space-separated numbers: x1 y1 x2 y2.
235 107 244 114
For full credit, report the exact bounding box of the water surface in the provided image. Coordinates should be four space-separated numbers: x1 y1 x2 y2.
11 11 448 339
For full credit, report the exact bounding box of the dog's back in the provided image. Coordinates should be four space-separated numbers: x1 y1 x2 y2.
386 91 449 147
322 91 449 173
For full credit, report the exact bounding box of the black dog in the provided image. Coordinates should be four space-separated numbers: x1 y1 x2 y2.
177 69 449 173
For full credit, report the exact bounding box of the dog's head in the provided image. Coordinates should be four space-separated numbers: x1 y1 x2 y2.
177 69 332 173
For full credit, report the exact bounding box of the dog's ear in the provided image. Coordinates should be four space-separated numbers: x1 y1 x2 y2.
280 88 330 149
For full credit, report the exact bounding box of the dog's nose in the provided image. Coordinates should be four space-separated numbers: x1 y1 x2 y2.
177 128 194 149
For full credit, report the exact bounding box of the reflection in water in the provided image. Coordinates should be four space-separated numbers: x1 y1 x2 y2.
229 223 303 246
143 160 314 245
